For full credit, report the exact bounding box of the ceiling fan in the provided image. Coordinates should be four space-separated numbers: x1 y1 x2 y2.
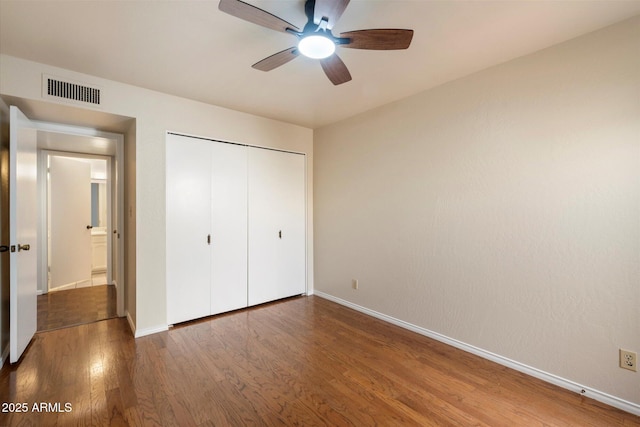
218 0 414 85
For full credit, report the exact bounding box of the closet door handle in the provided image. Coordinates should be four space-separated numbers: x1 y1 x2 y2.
0 245 8 253
207 234 211 245
278 230 282 239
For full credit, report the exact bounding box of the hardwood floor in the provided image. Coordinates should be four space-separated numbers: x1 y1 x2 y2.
37 284 118 332
1 296 638 426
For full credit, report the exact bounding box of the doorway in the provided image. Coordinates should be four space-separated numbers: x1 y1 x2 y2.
37 152 116 331
35 126 124 331
4 103 129 363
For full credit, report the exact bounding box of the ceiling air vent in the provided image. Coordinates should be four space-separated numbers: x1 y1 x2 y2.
42 74 102 107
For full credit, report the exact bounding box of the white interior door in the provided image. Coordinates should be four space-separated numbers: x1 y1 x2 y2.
166 134 212 324
248 148 306 306
9 106 38 363
211 142 248 315
49 156 92 290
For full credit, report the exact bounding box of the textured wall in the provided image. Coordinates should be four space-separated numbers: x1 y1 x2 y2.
314 17 639 404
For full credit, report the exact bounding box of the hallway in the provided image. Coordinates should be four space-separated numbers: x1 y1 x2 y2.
37 284 117 332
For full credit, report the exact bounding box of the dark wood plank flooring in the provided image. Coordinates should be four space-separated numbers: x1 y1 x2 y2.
2 296 638 426
37 285 118 332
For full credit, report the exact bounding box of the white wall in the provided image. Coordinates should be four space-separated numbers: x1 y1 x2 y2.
314 16 639 407
0 54 314 335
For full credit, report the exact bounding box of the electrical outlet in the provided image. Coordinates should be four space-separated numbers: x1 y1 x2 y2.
619 349 637 372
352 279 358 290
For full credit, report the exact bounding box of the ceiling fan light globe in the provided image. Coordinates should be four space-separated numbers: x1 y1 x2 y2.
298 35 335 59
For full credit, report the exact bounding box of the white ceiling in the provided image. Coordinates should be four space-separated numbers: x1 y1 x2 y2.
1 1 639 129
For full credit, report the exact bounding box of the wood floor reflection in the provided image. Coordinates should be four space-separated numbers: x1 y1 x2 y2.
37 284 117 332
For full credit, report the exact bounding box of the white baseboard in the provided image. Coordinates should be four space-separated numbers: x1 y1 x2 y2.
126 311 136 336
0 343 9 369
132 321 168 338
314 291 640 416
127 311 169 338
49 282 77 292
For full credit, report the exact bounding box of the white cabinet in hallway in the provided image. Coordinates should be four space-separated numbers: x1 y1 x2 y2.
166 133 306 325
91 230 108 273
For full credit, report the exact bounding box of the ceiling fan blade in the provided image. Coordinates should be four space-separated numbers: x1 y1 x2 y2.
340 29 414 50
314 0 350 30
219 0 299 34
252 47 299 71
320 54 352 85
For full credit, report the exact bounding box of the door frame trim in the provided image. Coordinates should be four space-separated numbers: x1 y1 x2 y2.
39 150 113 293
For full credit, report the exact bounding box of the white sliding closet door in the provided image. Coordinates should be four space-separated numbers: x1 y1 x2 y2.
166 135 211 324
248 148 306 306
211 142 248 315
167 133 306 325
